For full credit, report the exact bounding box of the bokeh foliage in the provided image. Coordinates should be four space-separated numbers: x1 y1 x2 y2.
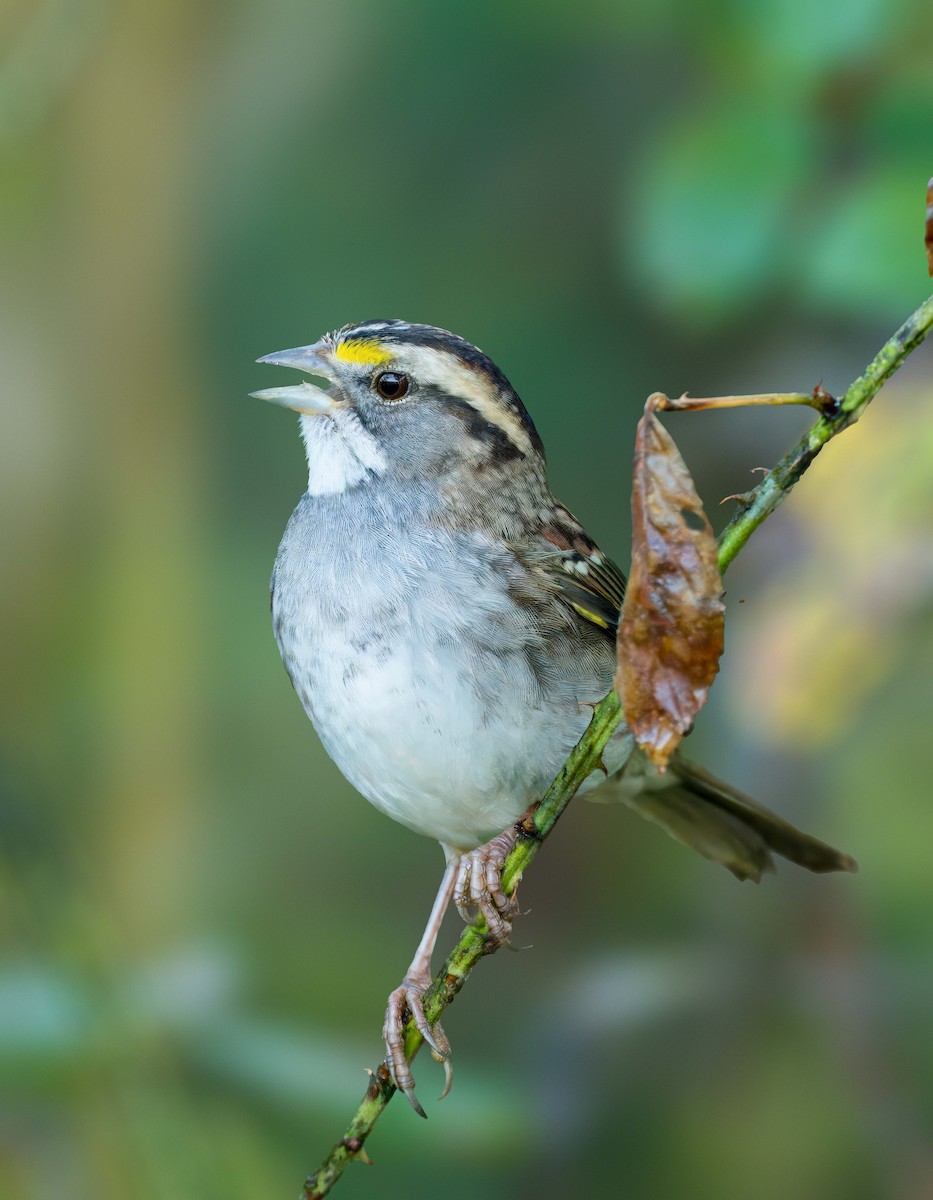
2 2 933 1198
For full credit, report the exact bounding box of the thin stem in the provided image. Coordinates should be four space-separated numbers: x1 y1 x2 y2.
303 291 933 1199
654 390 822 412
717 293 933 571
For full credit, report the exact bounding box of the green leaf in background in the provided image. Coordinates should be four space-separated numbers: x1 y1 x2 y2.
802 167 930 318
626 105 813 327
730 0 897 76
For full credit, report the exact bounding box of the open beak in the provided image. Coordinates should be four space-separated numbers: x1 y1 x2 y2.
250 341 337 414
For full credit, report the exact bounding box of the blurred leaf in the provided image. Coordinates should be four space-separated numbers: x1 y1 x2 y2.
866 77 933 162
802 167 930 317
627 105 812 325
0 963 91 1058
732 0 896 76
616 398 724 768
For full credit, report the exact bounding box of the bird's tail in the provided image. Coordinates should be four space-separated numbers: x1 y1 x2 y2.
596 752 858 883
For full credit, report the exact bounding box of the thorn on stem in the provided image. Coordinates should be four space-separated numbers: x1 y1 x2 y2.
721 490 755 507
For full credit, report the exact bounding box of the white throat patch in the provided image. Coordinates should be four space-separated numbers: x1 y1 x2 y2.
299 410 387 496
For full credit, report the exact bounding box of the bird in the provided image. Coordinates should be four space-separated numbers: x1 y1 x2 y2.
252 319 856 1113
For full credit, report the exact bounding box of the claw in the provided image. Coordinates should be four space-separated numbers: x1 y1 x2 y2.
438 1057 453 1101
402 1085 427 1118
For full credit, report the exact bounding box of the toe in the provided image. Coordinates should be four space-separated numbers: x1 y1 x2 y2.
406 985 450 1061
478 893 512 947
382 978 452 1113
383 984 415 1096
451 830 523 944
453 856 474 924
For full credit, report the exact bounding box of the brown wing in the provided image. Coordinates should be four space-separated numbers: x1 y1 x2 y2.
535 503 627 633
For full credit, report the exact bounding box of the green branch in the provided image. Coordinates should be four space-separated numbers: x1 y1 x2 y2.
716 294 933 570
303 291 933 1199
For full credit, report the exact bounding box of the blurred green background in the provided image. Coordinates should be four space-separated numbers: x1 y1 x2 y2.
3 2 933 1197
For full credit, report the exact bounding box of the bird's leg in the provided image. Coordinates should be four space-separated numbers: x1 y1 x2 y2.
382 853 458 1115
384 818 530 1112
453 824 523 949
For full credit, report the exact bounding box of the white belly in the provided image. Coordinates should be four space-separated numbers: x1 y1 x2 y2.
272 496 625 850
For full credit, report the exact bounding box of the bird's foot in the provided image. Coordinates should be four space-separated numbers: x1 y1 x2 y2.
382 824 527 1113
453 827 521 949
383 970 452 1116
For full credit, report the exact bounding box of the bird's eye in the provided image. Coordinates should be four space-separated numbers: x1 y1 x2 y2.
374 372 410 402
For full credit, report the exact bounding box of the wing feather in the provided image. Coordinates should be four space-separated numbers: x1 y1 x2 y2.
533 504 627 634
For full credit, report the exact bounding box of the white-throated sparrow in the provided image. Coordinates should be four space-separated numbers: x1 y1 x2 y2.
253 320 854 1112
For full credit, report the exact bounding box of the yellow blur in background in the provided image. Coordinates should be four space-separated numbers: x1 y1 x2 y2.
2 2 933 1198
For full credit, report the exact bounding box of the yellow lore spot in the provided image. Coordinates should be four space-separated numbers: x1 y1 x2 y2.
333 339 393 366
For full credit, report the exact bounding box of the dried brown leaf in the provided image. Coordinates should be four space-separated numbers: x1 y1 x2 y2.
615 399 725 769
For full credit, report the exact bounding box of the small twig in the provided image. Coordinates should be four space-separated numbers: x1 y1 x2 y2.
653 389 827 413
302 291 933 1199
717 293 933 569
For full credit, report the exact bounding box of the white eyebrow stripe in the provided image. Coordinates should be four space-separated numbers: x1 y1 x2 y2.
343 321 400 339
394 344 533 456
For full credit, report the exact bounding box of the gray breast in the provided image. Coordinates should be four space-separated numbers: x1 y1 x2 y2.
271 486 619 849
